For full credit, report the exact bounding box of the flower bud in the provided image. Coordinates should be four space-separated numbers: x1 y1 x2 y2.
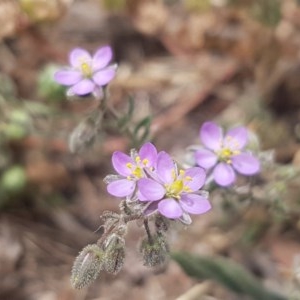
139 234 169 267
104 234 125 275
71 244 104 289
68 119 98 153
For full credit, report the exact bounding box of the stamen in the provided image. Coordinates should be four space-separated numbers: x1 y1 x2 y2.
183 186 192 192
132 167 142 178
185 176 192 181
126 163 133 169
80 62 92 78
142 159 149 166
171 169 176 180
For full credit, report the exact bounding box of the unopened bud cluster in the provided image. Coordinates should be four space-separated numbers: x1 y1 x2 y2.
70 205 173 289
70 140 214 289
140 233 169 267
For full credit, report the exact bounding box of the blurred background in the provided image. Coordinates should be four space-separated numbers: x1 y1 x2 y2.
1 0 300 299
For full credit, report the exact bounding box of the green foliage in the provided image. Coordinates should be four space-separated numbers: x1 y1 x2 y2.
107 95 152 147
117 96 135 129
250 0 281 27
172 252 287 300
0 165 27 208
228 0 281 27
38 64 66 102
133 116 152 147
0 73 17 101
102 0 126 12
184 0 211 12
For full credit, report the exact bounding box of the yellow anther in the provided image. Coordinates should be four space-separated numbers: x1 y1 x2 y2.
132 167 142 178
126 163 133 169
169 180 183 194
80 62 92 78
171 169 176 180
135 156 141 163
179 170 185 176
226 135 240 150
142 158 149 166
183 186 192 192
185 176 192 181
221 148 232 157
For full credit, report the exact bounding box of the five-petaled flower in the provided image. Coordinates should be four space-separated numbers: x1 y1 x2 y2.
137 151 211 221
195 121 260 187
106 142 158 198
54 46 116 97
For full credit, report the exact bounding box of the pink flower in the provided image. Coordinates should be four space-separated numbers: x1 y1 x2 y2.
105 143 158 198
138 152 211 221
54 46 116 97
195 122 260 187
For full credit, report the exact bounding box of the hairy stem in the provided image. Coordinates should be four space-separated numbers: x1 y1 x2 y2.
144 219 153 245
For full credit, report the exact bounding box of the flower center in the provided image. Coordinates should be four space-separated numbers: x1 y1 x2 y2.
126 156 149 180
218 148 234 163
80 62 93 78
165 170 192 200
216 136 241 164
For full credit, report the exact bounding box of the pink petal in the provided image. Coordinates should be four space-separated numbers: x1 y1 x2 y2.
143 201 159 216
69 48 92 68
138 178 165 201
232 153 260 175
92 46 113 71
138 142 157 167
200 122 223 151
180 194 211 215
107 179 135 197
93 67 115 86
158 198 183 219
156 151 176 184
70 79 95 95
224 127 248 150
195 149 218 170
54 70 82 86
184 167 206 191
213 163 236 186
112 151 134 176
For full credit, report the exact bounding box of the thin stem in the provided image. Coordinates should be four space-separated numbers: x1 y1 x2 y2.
100 88 135 143
144 219 153 245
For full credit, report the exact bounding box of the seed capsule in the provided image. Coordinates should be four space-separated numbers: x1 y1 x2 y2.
139 234 169 267
71 244 104 289
104 234 125 275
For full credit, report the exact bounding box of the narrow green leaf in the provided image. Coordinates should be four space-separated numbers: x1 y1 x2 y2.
172 252 287 300
133 116 151 146
118 96 135 129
